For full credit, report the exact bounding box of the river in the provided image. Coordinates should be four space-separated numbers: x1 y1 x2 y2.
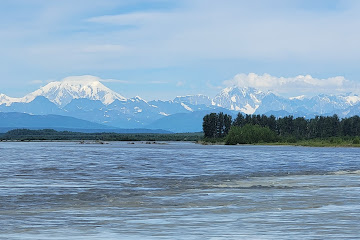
1 142 360 239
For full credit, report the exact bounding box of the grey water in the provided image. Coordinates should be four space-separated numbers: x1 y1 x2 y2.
1 142 360 239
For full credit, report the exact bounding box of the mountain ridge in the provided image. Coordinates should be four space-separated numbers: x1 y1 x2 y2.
2 75 127 107
1 75 360 132
0 112 172 133
2 76 360 115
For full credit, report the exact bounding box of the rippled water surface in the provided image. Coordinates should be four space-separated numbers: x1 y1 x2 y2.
1 142 360 239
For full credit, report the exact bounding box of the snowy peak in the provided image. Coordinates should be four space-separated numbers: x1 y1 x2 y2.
344 95 360 105
0 94 22 106
129 96 147 103
212 86 266 114
220 86 264 97
23 75 127 107
3 75 360 128
0 94 12 106
174 94 212 106
212 86 360 115
289 95 306 100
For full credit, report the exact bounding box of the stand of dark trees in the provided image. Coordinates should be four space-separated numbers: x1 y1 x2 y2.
203 112 360 141
202 112 232 138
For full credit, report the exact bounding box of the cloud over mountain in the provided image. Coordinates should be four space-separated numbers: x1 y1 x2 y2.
224 73 359 97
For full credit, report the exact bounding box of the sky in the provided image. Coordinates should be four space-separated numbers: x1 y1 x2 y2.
1 0 360 100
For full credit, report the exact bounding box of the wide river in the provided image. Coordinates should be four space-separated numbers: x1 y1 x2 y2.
1 142 360 239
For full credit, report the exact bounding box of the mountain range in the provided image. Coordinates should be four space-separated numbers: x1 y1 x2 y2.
1 75 360 132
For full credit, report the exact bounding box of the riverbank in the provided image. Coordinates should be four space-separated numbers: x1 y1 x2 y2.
199 138 360 147
0 129 203 142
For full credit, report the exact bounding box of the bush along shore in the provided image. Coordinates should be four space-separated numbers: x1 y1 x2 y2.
202 112 360 147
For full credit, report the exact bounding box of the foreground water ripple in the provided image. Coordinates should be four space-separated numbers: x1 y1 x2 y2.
1 142 360 239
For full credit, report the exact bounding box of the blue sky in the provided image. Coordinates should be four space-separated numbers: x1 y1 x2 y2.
1 0 360 100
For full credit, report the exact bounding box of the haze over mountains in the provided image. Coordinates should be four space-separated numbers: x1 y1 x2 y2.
1 75 360 132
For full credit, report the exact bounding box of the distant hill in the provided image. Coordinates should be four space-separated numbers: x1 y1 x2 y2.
0 112 113 130
0 112 171 133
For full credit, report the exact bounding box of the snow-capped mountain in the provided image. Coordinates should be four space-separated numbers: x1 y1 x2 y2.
0 94 12 106
256 93 360 116
0 96 64 115
0 94 23 106
302 94 353 114
344 95 360 105
211 86 360 117
174 94 212 106
22 75 126 107
212 87 266 114
148 98 214 117
255 93 298 114
1 75 360 132
0 76 213 129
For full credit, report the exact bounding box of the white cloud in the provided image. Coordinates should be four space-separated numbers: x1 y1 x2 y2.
3 0 360 97
5 1 360 70
86 11 165 26
224 73 360 97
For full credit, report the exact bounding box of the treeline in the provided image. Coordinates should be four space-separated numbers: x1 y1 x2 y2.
203 113 360 144
0 129 203 142
202 112 232 138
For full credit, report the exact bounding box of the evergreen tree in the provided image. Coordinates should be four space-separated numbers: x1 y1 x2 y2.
224 114 232 135
332 114 341 137
352 115 360 136
233 113 245 127
203 113 218 138
267 115 277 132
202 114 211 138
293 117 308 138
217 112 225 138
341 117 352 136
245 114 252 125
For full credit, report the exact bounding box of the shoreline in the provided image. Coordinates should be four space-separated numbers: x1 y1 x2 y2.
197 140 360 148
2 139 360 148
0 139 188 145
